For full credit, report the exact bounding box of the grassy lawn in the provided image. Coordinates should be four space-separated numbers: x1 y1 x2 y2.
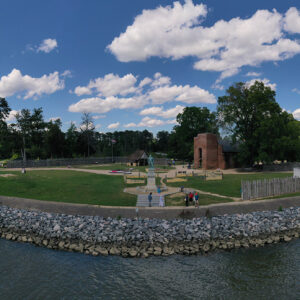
165 192 233 206
0 170 136 206
165 172 293 198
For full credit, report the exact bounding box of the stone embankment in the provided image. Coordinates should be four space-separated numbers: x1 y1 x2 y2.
0 205 299 257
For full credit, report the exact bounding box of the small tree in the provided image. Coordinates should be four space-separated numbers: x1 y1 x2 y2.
80 112 95 157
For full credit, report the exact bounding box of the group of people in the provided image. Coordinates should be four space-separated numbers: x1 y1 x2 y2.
185 191 199 207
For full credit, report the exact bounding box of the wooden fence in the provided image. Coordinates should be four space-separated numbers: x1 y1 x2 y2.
241 177 300 200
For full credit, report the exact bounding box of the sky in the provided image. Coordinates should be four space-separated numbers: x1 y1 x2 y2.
1 0 300 134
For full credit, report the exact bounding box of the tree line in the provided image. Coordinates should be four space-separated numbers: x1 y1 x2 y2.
0 81 299 166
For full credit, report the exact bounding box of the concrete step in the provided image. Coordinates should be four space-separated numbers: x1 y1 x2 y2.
136 195 164 207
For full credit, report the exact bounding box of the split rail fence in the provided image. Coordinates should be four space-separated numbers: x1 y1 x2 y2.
241 177 300 200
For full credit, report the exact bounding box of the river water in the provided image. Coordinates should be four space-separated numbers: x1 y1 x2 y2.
0 238 299 299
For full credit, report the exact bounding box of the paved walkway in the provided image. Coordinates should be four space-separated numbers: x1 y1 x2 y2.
0 195 299 220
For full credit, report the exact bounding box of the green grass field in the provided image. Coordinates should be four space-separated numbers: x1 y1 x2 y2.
165 172 293 198
0 170 136 206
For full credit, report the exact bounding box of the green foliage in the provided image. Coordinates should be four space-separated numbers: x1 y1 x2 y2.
169 107 218 160
217 81 300 166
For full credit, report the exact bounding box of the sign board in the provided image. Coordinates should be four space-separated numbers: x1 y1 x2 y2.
293 168 300 178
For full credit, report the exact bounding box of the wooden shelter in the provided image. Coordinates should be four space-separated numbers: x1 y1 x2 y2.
127 150 148 166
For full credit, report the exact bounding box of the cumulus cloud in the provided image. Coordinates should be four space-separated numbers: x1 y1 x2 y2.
108 2 300 82
107 122 120 129
5 110 19 122
69 96 147 114
37 38 58 53
74 73 137 97
148 84 216 104
69 72 215 114
140 105 184 118
139 77 152 87
293 108 300 120
0 68 65 99
245 78 277 91
284 7 300 33
124 117 164 128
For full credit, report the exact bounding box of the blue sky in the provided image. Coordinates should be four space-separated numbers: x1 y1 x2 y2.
1 0 300 134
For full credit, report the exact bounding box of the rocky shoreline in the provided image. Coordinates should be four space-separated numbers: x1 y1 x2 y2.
0 205 299 257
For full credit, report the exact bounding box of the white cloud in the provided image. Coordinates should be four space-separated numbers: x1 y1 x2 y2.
61 70 72 78
293 108 300 120
140 105 184 118
0 68 64 99
80 122 95 131
292 88 300 95
284 7 300 34
70 72 215 114
5 110 19 122
139 77 152 87
37 38 58 53
74 86 92 96
246 71 262 77
245 78 277 91
49 117 61 122
148 84 216 104
74 73 138 97
124 116 177 128
108 2 300 82
92 115 106 120
69 95 148 114
124 122 137 128
151 73 171 87
95 124 101 130
107 122 120 129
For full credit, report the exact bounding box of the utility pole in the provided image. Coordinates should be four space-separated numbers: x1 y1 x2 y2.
111 138 116 163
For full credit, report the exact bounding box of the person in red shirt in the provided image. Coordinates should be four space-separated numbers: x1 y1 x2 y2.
188 192 194 203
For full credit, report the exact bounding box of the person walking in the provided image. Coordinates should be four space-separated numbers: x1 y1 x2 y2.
148 192 152 207
185 194 189 207
194 192 199 207
188 191 194 203
159 194 164 207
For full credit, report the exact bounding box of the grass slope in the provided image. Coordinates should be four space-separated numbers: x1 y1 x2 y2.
0 170 136 206
165 172 293 198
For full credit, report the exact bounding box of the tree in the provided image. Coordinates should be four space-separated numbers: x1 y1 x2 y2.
80 112 95 157
15 108 46 160
65 122 79 157
217 81 300 165
155 131 170 152
0 98 11 158
45 119 65 158
169 107 218 160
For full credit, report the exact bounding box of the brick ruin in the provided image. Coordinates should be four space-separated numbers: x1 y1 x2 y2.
194 133 238 170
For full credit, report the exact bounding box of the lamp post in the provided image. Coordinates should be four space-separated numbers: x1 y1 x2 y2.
111 139 116 163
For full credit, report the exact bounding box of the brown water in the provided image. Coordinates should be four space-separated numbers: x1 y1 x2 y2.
0 238 299 299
